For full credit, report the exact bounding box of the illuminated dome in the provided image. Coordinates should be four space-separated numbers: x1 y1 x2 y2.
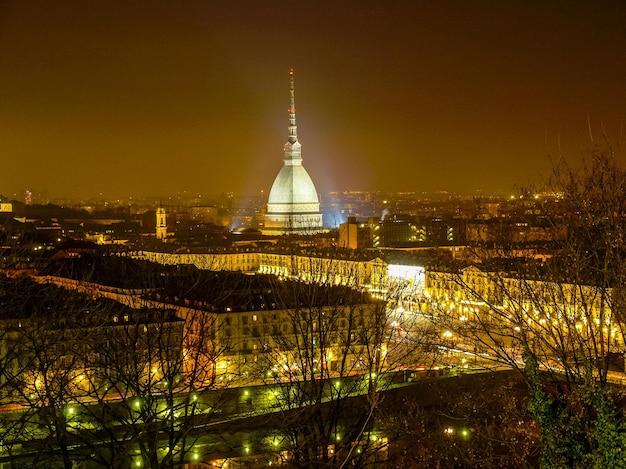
268 164 319 206
263 70 323 235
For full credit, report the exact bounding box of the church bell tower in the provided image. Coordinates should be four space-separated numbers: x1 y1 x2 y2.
156 203 167 240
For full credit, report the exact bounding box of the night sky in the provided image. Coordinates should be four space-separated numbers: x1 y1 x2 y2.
1 1 625 200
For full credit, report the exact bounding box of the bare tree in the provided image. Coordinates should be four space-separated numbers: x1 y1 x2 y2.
427 144 626 468
0 257 240 468
378 371 539 468
238 255 438 468
0 277 115 468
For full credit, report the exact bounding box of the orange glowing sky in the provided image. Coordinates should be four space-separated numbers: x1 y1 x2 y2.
1 1 625 200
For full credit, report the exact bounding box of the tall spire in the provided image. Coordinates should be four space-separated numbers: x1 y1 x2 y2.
264 68 323 235
283 68 302 165
288 68 297 144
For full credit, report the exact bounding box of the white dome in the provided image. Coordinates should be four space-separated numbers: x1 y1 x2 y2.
267 164 320 209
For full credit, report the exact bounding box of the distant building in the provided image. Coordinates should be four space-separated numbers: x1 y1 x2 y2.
0 195 12 213
339 217 374 249
464 218 567 244
263 70 323 235
380 214 416 247
190 205 219 225
339 217 358 249
156 203 167 240
414 217 461 246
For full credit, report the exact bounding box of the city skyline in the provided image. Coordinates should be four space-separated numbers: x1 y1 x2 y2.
1 1 625 200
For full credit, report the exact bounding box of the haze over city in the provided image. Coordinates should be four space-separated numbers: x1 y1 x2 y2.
1 1 625 200
3 4 626 464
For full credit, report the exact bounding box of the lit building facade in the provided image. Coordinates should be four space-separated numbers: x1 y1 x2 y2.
0 200 12 213
134 250 388 293
263 70 323 235
213 301 383 382
424 265 625 357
